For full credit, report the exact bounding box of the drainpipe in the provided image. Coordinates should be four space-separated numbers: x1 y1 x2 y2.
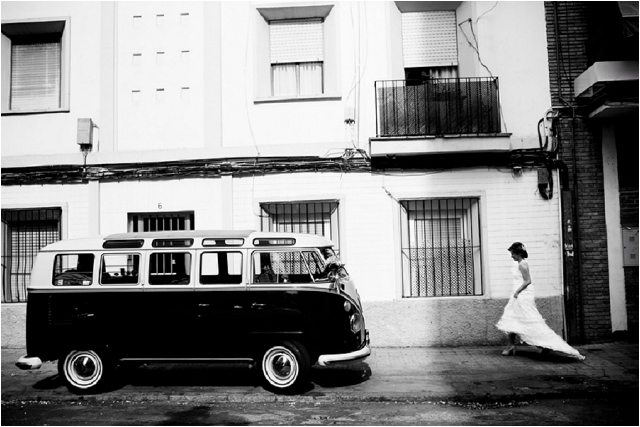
554 2 585 343
569 107 585 344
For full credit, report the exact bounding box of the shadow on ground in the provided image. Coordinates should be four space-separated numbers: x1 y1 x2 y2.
31 361 372 395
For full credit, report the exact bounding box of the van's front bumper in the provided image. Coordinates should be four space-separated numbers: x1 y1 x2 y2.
317 330 371 367
16 355 42 370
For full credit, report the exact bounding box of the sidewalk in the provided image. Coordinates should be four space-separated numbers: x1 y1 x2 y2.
2 342 637 404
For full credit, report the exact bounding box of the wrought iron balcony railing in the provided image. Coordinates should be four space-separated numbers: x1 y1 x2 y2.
375 77 501 137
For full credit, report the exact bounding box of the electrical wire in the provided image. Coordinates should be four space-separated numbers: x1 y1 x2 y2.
457 9 508 133
476 1 499 23
344 2 369 149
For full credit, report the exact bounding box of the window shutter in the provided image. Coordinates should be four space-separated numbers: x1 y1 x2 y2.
270 19 323 64
402 11 458 68
10 42 61 110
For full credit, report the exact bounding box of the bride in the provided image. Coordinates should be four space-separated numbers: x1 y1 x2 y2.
496 242 585 360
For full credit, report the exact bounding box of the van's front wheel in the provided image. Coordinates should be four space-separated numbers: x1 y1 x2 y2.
59 350 110 393
261 341 310 393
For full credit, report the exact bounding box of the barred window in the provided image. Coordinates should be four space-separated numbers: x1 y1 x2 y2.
1 208 62 302
260 201 340 250
128 211 194 232
400 198 482 297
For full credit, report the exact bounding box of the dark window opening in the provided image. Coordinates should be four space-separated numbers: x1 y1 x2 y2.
1 208 61 302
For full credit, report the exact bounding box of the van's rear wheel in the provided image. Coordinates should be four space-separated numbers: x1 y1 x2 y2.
261 341 310 393
59 350 110 393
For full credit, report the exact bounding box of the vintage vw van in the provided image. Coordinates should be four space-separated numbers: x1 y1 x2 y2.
16 230 370 393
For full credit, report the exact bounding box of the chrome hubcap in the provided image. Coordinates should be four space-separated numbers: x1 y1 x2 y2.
263 346 298 387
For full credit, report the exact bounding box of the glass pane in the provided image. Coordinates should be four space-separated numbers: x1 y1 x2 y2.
149 253 191 285
272 63 297 96
100 254 140 285
53 254 94 286
253 251 313 284
200 252 243 285
299 62 323 95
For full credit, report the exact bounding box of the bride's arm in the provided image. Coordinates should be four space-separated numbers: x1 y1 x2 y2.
513 262 532 298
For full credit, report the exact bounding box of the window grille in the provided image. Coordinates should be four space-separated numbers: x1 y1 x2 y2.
128 211 194 232
1 208 62 302
400 198 482 297
260 201 340 250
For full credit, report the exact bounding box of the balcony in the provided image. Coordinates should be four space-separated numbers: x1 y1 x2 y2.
371 77 511 165
375 77 502 137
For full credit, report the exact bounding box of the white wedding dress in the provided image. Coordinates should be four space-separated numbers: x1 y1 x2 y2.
496 260 585 360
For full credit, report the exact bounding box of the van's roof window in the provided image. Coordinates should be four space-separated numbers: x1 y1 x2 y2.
103 240 144 249
152 239 194 248
203 238 244 247
253 238 296 246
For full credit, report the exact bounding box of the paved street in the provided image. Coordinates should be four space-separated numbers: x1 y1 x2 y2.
2 342 637 405
2 397 636 425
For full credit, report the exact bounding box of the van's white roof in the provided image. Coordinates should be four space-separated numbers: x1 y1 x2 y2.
39 230 335 251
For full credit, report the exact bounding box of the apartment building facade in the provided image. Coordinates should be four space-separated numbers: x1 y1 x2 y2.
3 1 576 348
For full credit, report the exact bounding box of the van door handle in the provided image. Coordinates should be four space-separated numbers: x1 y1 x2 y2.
198 303 210 308
234 305 243 310
251 303 266 310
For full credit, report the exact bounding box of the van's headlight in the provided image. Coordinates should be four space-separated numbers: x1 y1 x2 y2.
350 312 363 333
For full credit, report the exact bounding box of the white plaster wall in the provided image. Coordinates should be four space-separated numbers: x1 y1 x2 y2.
1 1 104 156
219 1 349 149
1 184 93 239
115 1 206 152
2 1 552 161
99 178 223 235
473 1 552 144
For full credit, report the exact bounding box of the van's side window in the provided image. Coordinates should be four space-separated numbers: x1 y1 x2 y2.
53 254 94 286
100 254 140 285
200 252 243 285
149 252 191 285
252 251 323 284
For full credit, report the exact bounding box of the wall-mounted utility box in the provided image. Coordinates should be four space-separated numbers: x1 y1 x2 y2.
537 167 550 184
622 228 639 267
77 118 94 147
